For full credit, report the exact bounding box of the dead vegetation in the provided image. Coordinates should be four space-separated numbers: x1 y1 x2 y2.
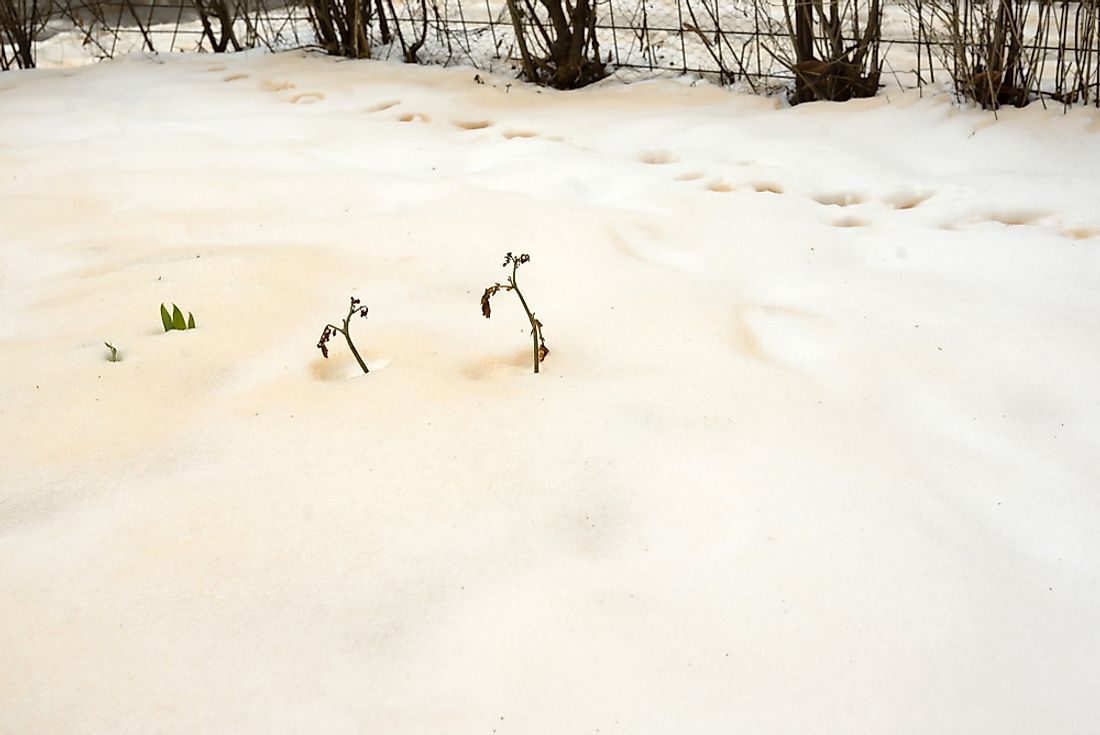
5 0 1100 108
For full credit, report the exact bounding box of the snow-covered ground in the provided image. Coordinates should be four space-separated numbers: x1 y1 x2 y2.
2 51 1100 733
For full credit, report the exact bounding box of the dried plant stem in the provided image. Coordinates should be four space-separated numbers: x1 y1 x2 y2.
318 297 370 374
329 312 369 374
482 253 548 375
508 259 544 374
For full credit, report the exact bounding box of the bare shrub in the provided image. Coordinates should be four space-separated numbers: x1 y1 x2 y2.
763 0 883 104
916 0 1051 109
505 0 604 88
1 0 52 69
305 0 437 62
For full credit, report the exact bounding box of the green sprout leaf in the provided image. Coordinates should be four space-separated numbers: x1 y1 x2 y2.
187 312 195 329
171 304 187 330
160 304 173 332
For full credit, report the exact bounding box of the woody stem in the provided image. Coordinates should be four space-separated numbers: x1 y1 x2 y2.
510 264 540 374
341 313 369 374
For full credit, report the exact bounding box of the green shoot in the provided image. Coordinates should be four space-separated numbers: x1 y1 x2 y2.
161 303 197 332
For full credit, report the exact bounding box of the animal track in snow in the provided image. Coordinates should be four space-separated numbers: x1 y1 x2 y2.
986 209 1049 226
223 74 249 82
705 179 734 193
1060 225 1100 240
398 112 432 123
884 189 933 210
290 92 324 104
639 148 678 165
814 191 865 207
674 171 703 181
261 79 295 92
752 181 784 194
502 129 539 139
832 216 871 228
454 120 493 130
364 100 400 113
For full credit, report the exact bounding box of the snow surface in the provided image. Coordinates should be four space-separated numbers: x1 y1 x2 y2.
2 51 1100 733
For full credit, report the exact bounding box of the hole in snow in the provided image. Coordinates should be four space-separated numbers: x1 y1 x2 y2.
753 181 784 194
884 189 933 210
1061 226 1100 240
290 92 324 104
398 112 432 123
814 191 864 207
988 209 1048 226
261 79 295 92
640 148 678 165
832 216 870 228
365 100 400 113
455 120 492 130
503 129 539 139
706 179 734 193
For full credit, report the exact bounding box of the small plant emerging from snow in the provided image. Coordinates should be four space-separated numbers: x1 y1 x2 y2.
481 252 549 374
317 297 370 374
160 303 196 332
104 342 120 362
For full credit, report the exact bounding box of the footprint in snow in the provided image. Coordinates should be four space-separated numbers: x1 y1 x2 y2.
986 209 1049 226
453 120 493 130
705 179 735 193
261 79 295 92
814 191 865 207
223 73 249 83
639 148 679 165
290 92 325 104
832 216 871 228
752 181 784 194
364 100 400 113
883 188 933 210
398 112 432 123
1060 225 1100 240
502 129 539 139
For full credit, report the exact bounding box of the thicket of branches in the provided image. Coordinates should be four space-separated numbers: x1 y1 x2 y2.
915 0 1100 108
5 0 1100 107
305 0 435 62
505 0 604 88
1 0 50 69
784 0 882 103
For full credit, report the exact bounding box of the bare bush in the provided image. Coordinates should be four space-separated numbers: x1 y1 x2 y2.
914 0 1100 109
49 0 306 59
917 0 1041 108
762 0 883 104
7 0 1100 110
505 0 604 88
305 0 437 62
1 0 52 69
